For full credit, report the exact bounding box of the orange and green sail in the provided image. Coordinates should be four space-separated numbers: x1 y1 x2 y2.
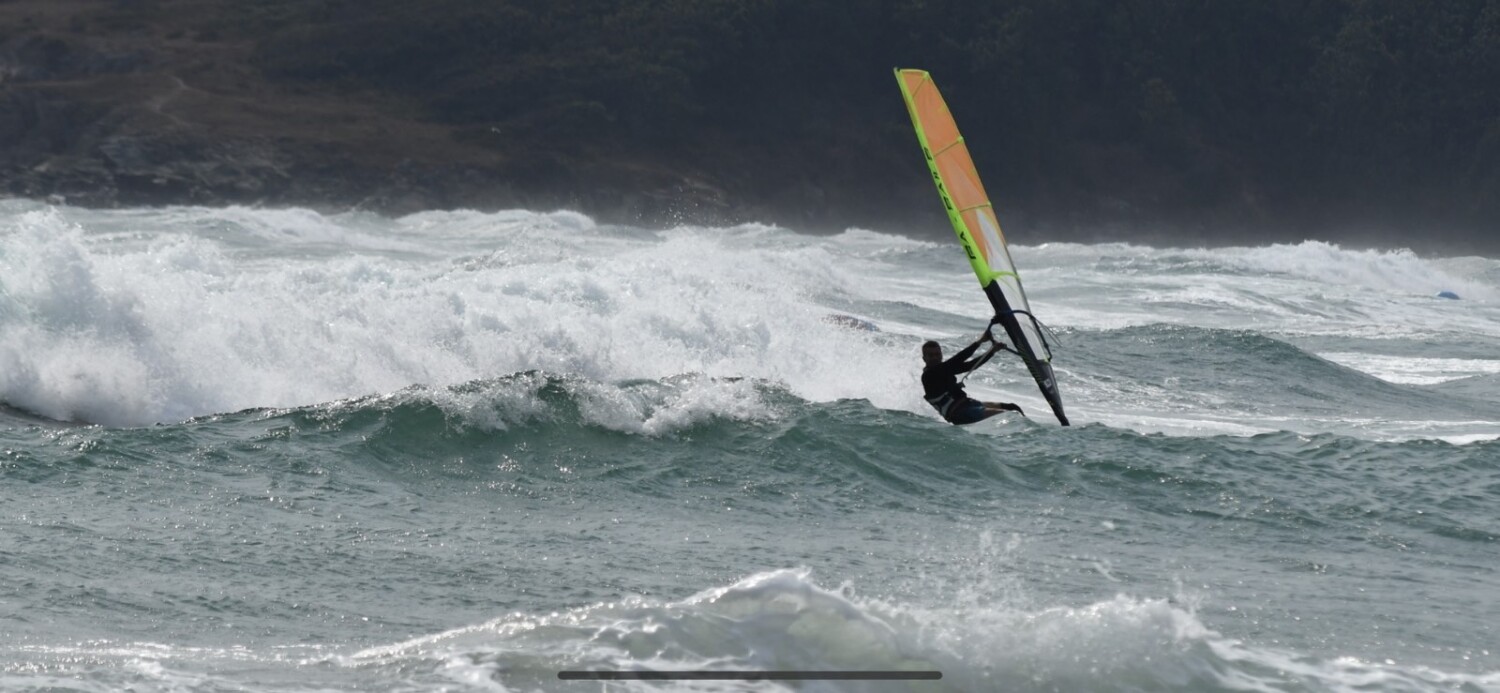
895 68 1069 426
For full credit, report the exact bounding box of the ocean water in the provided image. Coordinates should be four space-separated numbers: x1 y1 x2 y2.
0 199 1497 692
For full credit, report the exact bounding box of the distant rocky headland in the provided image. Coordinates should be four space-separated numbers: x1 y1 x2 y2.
0 1 735 226
3 0 1498 253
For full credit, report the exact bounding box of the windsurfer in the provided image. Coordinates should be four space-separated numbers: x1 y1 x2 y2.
921 331 1025 425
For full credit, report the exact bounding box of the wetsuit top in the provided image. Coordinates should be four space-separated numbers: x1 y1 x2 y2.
922 339 988 420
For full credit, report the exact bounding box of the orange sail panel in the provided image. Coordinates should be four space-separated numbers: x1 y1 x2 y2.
896 68 1070 426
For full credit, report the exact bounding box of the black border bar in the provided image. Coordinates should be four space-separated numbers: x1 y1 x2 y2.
558 671 941 681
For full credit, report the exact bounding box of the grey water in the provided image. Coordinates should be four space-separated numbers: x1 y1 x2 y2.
1 201 1497 691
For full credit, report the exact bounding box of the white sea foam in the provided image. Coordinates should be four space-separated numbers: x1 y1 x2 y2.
0 206 912 427
4 569 1496 691
333 569 1500 693
1037 241 1498 337
3 205 1497 442
1317 352 1500 385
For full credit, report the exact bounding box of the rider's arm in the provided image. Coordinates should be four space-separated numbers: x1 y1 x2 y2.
946 337 990 374
945 339 983 368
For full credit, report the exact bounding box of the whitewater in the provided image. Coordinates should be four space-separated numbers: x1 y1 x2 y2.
0 200 1496 692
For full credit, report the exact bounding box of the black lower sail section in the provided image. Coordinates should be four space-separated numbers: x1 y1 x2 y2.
984 282 1070 426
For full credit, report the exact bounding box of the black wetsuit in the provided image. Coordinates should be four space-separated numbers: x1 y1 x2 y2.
922 339 988 422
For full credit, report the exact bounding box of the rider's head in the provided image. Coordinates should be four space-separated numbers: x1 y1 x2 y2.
921 340 942 366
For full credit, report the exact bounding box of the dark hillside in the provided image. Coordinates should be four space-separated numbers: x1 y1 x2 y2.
2 0 1497 251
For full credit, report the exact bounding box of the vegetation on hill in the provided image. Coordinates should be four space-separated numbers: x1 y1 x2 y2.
2 0 1497 249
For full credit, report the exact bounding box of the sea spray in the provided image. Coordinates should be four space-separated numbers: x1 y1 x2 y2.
1 202 1497 692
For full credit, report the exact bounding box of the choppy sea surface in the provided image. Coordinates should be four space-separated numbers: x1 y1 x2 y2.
1 200 1497 692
